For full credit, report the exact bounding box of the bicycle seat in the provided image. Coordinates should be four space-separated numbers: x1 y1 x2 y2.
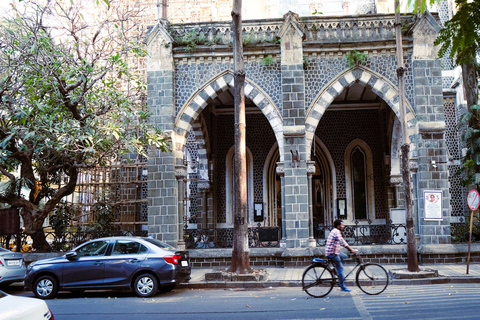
312 258 324 263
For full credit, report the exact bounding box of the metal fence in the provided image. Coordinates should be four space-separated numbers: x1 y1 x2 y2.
2 220 478 252
0 229 147 253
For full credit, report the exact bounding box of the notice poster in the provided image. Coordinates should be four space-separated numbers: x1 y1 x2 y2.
424 190 443 221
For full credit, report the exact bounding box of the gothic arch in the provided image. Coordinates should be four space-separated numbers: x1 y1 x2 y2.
344 139 376 222
173 70 283 166
305 66 417 158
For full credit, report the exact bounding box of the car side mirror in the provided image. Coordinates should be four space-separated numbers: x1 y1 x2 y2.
66 251 78 260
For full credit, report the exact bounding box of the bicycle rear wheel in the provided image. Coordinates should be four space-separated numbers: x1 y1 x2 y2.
355 263 389 295
302 264 335 298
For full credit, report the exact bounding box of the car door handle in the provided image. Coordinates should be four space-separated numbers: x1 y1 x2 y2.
94 261 104 266
128 259 140 263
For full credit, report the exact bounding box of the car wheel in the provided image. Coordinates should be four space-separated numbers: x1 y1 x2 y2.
159 284 175 293
133 273 158 298
33 275 58 299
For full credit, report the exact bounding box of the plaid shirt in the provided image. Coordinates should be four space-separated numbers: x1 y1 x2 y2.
325 228 349 256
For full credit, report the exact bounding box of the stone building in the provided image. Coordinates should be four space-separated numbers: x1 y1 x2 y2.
144 0 476 264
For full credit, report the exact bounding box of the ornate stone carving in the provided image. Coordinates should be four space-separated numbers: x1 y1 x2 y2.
307 161 316 175
197 180 211 191
175 165 187 179
390 175 403 186
276 162 285 176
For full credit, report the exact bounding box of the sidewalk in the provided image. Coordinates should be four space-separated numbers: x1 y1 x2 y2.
178 263 480 289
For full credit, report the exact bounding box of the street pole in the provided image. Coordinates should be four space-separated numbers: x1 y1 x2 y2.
395 0 419 272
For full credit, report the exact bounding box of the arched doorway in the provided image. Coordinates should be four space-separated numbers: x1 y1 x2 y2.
311 139 334 229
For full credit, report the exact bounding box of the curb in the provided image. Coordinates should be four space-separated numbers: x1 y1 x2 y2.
178 276 480 290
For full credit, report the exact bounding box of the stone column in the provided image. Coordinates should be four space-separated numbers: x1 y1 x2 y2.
307 160 316 247
276 162 286 247
411 13 451 245
277 12 309 248
146 21 179 246
175 165 187 249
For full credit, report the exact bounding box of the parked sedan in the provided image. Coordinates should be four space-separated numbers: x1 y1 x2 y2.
24 237 191 299
0 289 54 320
0 247 26 287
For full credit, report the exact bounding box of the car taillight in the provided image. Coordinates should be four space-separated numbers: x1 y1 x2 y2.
0 260 3 266
164 255 182 265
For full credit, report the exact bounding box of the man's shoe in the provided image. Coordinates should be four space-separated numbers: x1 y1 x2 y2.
340 287 352 292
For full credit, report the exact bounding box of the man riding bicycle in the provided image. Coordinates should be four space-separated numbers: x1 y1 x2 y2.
325 219 358 292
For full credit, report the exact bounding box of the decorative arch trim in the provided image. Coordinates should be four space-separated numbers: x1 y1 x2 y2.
305 66 417 158
173 70 284 167
224 145 254 227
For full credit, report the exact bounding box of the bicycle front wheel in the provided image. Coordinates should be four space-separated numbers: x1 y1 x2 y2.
355 263 389 295
302 264 335 298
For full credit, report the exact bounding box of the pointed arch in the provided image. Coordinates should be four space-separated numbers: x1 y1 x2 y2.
305 66 417 158
344 139 376 222
263 142 280 227
224 145 254 227
172 70 283 166
312 137 337 226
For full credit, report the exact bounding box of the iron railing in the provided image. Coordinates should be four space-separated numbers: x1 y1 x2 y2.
314 220 407 246
184 224 281 249
184 220 408 248
0 229 147 252
2 220 478 252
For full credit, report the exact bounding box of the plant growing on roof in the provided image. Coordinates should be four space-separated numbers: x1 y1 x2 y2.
344 50 368 67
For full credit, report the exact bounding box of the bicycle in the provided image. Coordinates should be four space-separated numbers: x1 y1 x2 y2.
302 255 389 297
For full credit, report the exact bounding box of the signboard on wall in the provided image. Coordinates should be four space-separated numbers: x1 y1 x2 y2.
423 190 443 221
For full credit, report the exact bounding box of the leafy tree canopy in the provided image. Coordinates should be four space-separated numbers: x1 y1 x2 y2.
0 0 168 251
435 0 480 65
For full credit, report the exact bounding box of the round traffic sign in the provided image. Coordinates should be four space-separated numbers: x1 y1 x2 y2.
467 189 480 211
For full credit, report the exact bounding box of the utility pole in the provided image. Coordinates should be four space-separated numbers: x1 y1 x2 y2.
395 0 419 272
230 0 251 274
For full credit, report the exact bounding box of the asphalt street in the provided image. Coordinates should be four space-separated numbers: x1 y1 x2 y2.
7 283 480 320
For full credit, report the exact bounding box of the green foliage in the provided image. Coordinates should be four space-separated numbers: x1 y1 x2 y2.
172 28 222 53
344 50 368 68
455 105 480 187
260 55 275 67
0 0 169 247
87 192 116 233
401 18 415 35
50 202 75 237
436 0 480 189
435 0 480 65
303 55 309 70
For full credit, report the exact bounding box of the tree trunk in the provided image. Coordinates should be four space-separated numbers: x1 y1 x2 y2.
21 207 51 252
395 0 419 272
230 0 251 274
462 62 478 112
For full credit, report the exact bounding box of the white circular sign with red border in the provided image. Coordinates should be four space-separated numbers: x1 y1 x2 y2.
467 189 480 211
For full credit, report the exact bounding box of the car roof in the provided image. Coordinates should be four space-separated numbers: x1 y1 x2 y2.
79 236 175 249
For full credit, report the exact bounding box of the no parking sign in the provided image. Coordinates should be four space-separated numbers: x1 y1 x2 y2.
467 189 480 211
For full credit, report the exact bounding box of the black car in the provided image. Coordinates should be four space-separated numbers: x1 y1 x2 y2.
24 237 191 299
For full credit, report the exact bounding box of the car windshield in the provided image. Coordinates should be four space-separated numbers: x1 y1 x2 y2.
0 290 7 298
0 247 9 252
143 238 175 250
